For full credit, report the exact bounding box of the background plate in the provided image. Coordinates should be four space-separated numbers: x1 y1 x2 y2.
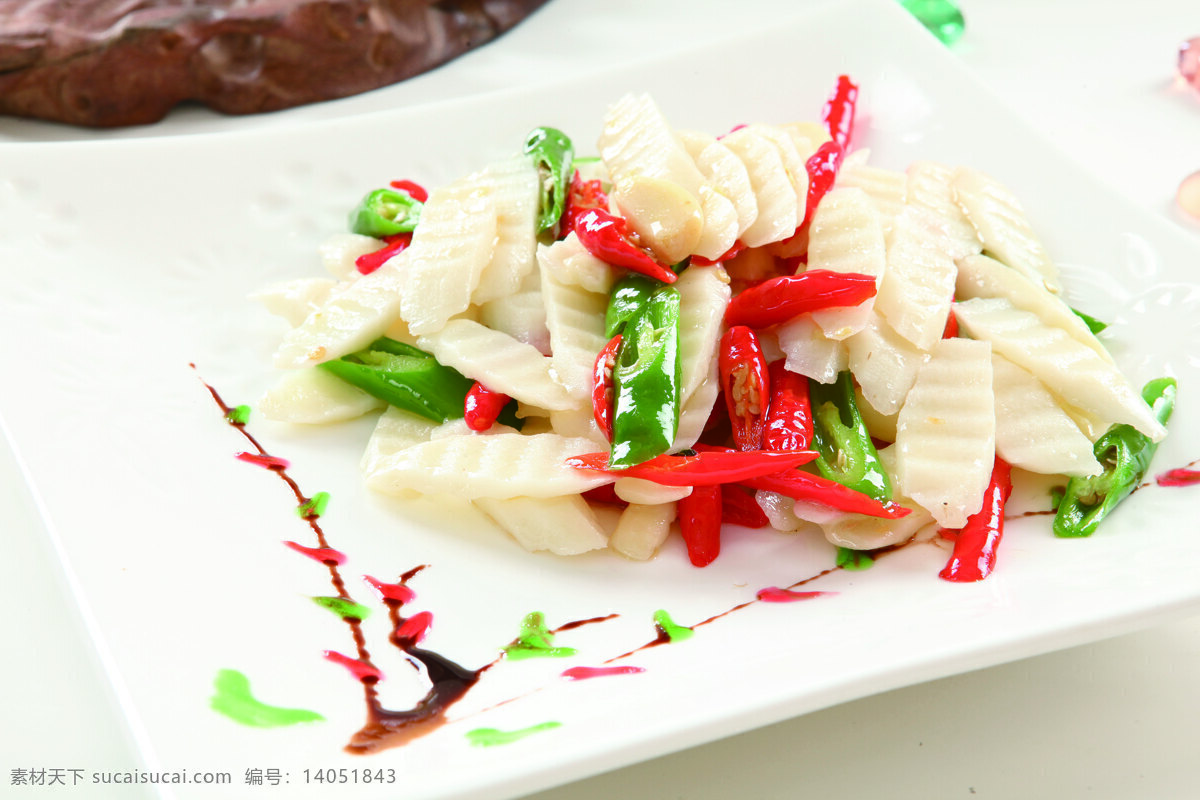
2 1 1199 798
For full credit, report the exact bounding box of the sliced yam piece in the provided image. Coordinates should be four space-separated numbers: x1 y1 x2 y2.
318 233 384 281
363 431 611 499
990 354 1102 477
719 127 798 247
609 502 678 561
777 315 847 384
471 156 540 305
614 478 692 505
415 318 575 411
538 245 610 402
673 357 720 451
538 233 615 295
479 266 550 355
953 297 1166 441
361 406 441 473
611 174 704 264
952 167 1062 294
806 186 887 340
475 494 609 555
548 405 605 442
675 263 732 404
875 205 958 351
895 337 995 528
955 253 1113 364
811 447 934 550
904 161 982 260
399 175 498 335
743 123 811 228
258 367 384 424
692 183 741 261
679 129 759 238
833 149 906 241
253 277 341 327
845 311 929 416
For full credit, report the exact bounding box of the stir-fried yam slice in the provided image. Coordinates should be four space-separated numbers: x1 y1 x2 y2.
471 156 540 305
777 315 847 384
875 206 958 351
673 357 720 451
806 187 887 340
258 367 385 423
990 354 1102 477
895 337 995 528
719 127 798 247
538 244 610 402
253 277 341 328
845 310 929 416
416 318 575 411
479 266 550 355
364 431 611 499
905 161 982 260
475 495 608 555
538 232 615 295
675 263 732 404
955 253 1113 364
399 174 498 335
361 407 441 471
678 128 759 239
743 123 812 228
609 502 678 561
952 167 1062 294
809 448 934 550
953 297 1167 441
834 149 906 241
318 233 384 281
692 183 741 261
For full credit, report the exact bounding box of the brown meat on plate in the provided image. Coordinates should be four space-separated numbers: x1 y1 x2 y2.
0 0 548 128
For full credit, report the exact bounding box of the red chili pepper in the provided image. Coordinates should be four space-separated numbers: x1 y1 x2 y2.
1156 467 1200 487
762 360 814 451
740 469 910 519
355 233 412 275
592 334 622 441
802 140 845 227
942 307 959 339
720 484 769 528
582 484 627 506
573 207 677 284
463 382 511 432
562 170 610 235
723 270 878 328
566 448 816 487
388 179 429 203
679 485 723 567
691 240 747 267
939 458 1013 582
719 326 770 451
822 74 859 150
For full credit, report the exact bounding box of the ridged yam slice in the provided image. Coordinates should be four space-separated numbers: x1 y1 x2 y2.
253 277 340 327
609 502 677 561
955 253 1112 364
991 353 1102 477
415 318 575 411
399 175 498 335
318 233 383 281
538 233 615 295
833 149 906 240
953 297 1166 441
952 167 1062 294
364 431 612 499
875 206 958 351
538 245 610 401
474 495 608 555
904 161 982 260
743 123 811 228
673 357 720 451
677 129 758 237
777 315 847 384
675 263 732 404
895 337 995 528
479 266 550 355
471 156 540 305
692 183 741 260
845 311 929 416
361 407 441 473
258 367 384 423
719 127 798 246
807 187 886 340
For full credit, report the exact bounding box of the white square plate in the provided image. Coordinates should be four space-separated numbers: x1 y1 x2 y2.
3 1 1199 797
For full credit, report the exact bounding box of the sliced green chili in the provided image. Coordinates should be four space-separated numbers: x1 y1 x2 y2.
523 126 574 235
808 371 892 502
605 273 661 338
348 188 423 238
1071 307 1108 335
319 337 521 427
1052 377 1176 538
609 287 682 469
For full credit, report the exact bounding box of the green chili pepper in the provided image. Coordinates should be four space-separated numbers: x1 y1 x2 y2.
348 188 423 238
523 126 574 235
319 337 521 427
1052 377 1176 538
808 371 892 502
605 274 661 338
1072 307 1108 335
609 287 682 469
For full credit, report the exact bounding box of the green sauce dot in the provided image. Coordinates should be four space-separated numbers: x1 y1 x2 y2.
653 609 693 643
836 547 874 571
210 669 323 728
466 721 562 747
312 596 371 621
899 0 965 45
504 612 577 660
225 404 251 425
296 491 331 519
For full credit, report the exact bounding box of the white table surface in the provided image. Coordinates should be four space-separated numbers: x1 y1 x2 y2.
3 1 1198 797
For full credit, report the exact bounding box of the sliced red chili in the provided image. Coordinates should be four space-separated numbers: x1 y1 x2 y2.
802 140 845 227
723 270 878 328
942 306 959 339
582 484 627 507
822 74 859 150
562 170 610 235
719 326 770 451
939 458 1013 582
762 360 814 451
691 240 747 267
573 207 677 284
354 233 411 275
740 469 910 519
679 485 723 567
463 382 511 432
566 448 816 487
720 484 769 528
591 334 622 441
388 179 429 203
